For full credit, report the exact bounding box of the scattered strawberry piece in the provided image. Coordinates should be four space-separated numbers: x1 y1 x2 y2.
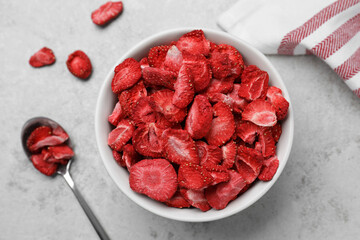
258 127 276 158
180 188 211 212
196 141 222 167
238 65 269 101
46 144 74 162
205 170 246 210
176 30 210 56
91 1 123 26
108 102 125 126
165 190 191 208
131 96 157 125
122 144 140 170
185 95 213 139
221 141 237 169
162 128 199 165
162 45 183 72
142 67 177 90
132 123 164 158
182 53 211 92
148 45 170 68
112 58 141 93
205 102 235 146
178 163 214 190
172 65 195 108
27 126 69 153
107 119 135 151
129 159 178 202
258 156 279 181
118 81 147 117
242 99 277 127
66 50 92 79
271 123 282 142
112 150 124 167
29 47 55 67
236 120 259 144
31 153 58 176
266 86 289 120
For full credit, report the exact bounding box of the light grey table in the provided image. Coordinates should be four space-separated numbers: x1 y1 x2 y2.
1 1 360 239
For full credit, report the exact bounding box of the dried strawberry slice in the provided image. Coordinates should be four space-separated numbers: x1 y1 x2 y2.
118 80 147 117
122 144 140 170
27 126 69 153
139 57 149 69
238 65 269 101
91 1 123 26
205 102 235 146
162 128 199 165
205 170 246 210
242 99 277 127
221 141 237 169
182 53 211 92
165 190 191 208
66 50 92 79
178 163 214 190
31 153 58 176
162 45 183 72
142 67 177 90
112 58 142 94
235 145 263 183
271 123 282 142
108 102 125 126
266 86 289 120
46 144 74 162
176 30 210 56
234 158 258 184
29 47 55 67
180 188 211 212
112 150 124 167
185 95 213 139
202 78 234 97
129 159 178 202
131 96 157 125
258 156 279 181
236 120 259 144
196 141 222 167
172 65 195 108
107 119 135 151
258 127 276 158
132 123 164 158
227 84 248 113
148 45 170 68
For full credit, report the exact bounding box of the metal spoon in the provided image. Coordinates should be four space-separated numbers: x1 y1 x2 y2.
21 117 110 240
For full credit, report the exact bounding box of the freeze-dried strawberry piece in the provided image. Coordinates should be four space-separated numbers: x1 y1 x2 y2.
162 128 199 165
131 96 157 125
142 67 177 90
129 159 178 202
31 153 58 176
46 144 74 162
180 188 211 212
242 99 277 127
271 123 282 143
172 65 194 108
258 127 276 158
112 150 124 167
258 156 279 181
112 58 142 94
228 84 248 113
118 81 147 117
151 89 187 123
91 1 123 26
236 120 259 144
29 47 55 67
266 86 289 120
108 102 125 126
182 53 211 92
107 119 135 151
235 157 258 184
221 141 237 169
205 102 235 146
148 45 170 68
132 123 164 158
27 126 69 153
209 44 244 80
122 144 140 170
154 112 175 129
203 164 231 185
66 50 92 79
238 65 269 101
165 190 191 208
196 141 222 167
178 163 214 190
236 145 263 183
162 45 183 72
185 95 213 139
203 78 234 97
176 30 210 56
139 57 149 69
205 170 246 210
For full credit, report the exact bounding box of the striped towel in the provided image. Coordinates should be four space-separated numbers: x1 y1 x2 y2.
218 0 360 98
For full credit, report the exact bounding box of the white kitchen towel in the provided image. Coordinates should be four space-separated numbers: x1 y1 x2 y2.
218 0 360 98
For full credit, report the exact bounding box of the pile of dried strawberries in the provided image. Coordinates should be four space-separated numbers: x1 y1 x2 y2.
107 30 289 211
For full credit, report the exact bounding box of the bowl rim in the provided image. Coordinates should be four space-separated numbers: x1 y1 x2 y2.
95 27 294 222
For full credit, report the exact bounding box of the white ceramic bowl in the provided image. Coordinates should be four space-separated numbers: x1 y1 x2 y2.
95 28 294 222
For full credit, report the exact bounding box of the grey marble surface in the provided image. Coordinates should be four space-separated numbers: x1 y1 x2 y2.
1 0 360 239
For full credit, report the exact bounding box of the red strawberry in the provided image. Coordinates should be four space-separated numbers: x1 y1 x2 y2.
228 84 248 113
258 127 276 158
107 119 135 151
221 141 237 169
185 95 213 139
165 190 191 208
205 170 246 210
139 57 149 69
91 1 123 26
131 96 157 125
172 65 195 108
27 126 69 153
196 141 222 167
258 156 279 181
112 150 124 167
242 99 277 127
236 120 259 144
154 112 175 129
271 123 282 142
266 86 289 120
176 30 210 56
46 144 74 162
112 58 142 94
203 164 231 185
129 159 178 202
180 188 211 212
148 45 170 68
30 153 58 176
29 47 55 67
108 102 125 126
202 78 234 97
235 158 258 184
142 67 177 90
151 89 187 123
132 123 164 158
238 65 269 101
182 53 211 92
162 128 199 165
235 145 263 183
118 80 147 117
122 144 140 170
205 102 235 146
162 45 183 72
66 50 92 79
178 163 214 190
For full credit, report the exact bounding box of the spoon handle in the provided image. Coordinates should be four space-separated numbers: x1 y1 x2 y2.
62 171 111 240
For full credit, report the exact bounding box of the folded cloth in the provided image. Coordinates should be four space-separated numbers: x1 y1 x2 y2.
218 0 360 98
